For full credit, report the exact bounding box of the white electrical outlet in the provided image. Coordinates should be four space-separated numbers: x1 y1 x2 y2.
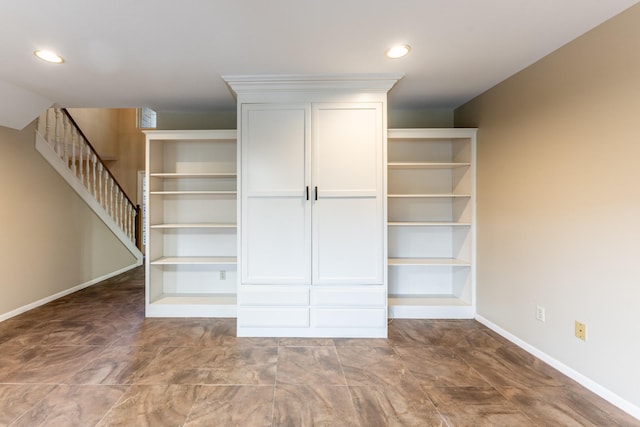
220 270 226 280
536 305 545 322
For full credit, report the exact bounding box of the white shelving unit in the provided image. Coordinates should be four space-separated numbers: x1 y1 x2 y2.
144 130 237 317
387 128 477 318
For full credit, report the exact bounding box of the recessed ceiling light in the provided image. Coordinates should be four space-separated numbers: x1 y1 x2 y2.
34 49 65 64
385 44 411 59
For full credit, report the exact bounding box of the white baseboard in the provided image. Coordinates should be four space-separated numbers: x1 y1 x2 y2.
0 262 141 323
475 314 640 421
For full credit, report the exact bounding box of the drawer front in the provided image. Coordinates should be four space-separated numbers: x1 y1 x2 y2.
239 285 309 306
238 307 309 328
311 308 387 328
311 286 386 307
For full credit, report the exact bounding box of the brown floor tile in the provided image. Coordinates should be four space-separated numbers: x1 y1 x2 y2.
70 345 160 385
503 385 640 427
274 384 358 427
185 385 274 426
277 346 346 385
0 345 104 383
337 346 413 388
394 345 491 388
0 319 55 347
460 345 568 391
0 266 637 426
333 337 391 347
135 345 278 385
389 319 489 348
96 384 197 427
12 384 125 427
349 384 445 426
0 384 56 426
279 337 336 346
109 319 196 347
425 386 535 427
34 319 125 346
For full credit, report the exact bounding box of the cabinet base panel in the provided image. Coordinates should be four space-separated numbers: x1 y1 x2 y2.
146 293 237 317
389 295 473 318
237 327 387 338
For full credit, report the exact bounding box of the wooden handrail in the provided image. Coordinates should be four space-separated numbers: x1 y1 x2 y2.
61 108 137 208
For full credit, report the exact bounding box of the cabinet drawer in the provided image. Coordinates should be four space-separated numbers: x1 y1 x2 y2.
311 308 386 328
238 307 309 328
239 285 309 306
311 287 386 307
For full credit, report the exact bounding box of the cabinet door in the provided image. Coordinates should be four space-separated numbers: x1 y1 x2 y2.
311 103 384 285
241 104 311 284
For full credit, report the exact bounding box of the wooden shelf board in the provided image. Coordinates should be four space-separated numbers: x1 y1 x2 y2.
388 221 471 227
151 293 237 305
150 256 237 265
149 190 237 195
149 172 237 178
389 294 471 306
388 162 470 169
388 194 471 199
388 258 471 266
150 223 237 229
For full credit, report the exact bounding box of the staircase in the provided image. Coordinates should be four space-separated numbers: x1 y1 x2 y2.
35 108 143 261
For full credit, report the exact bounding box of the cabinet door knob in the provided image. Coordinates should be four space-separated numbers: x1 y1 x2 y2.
315 186 318 201
306 186 309 201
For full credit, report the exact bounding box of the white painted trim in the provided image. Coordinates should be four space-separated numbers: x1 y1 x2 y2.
142 129 236 140
388 128 478 139
224 73 404 95
35 132 143 262
475 314 640 421
0 262 140 323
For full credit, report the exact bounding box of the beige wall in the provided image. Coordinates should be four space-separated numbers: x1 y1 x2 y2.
67 108 120 160
455 4 640 410
111 109 146 202
0 122 137 318
155 107 454 130
388 107 454 128
156 110 237 130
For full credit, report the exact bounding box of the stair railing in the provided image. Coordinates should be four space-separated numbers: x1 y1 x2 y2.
36 108 140 247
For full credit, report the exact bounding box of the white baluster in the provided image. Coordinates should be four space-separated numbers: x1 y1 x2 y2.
97 163 104 206
117 192 124 228
118 193 126 230
71 127 77 175
104 171 108 210
62 115 69 167
126 205 132 239
92 153 98 197
54 109 62 156
86 145 91 190
110 179 115 218
123 195 127 230
131 205 135 239
115 184 119 225
78 134 84 185
45 109 53 142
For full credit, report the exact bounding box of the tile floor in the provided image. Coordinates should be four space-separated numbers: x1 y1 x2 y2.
0 266 637 426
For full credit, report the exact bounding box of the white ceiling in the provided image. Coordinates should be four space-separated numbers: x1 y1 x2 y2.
1 0 638 128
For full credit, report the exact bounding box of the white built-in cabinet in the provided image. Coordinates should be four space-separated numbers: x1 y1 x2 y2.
387 128 477 318
144 130 237 317
225 74 400 337
142 79 477 332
